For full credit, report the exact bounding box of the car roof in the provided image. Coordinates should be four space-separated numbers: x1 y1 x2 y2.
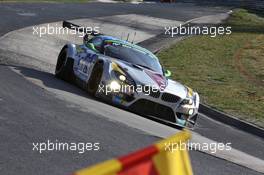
98 35 158 59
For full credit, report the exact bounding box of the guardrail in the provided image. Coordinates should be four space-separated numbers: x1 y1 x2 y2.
72 130 193 175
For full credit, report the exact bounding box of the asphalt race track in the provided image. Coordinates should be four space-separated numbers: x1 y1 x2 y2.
0 2 264 175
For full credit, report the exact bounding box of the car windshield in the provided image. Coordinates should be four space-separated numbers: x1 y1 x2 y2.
104 44 163 74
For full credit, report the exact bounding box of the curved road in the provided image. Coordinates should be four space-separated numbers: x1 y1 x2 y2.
0 2 263 175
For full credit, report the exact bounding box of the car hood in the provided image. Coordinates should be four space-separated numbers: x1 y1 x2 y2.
114 60 188 99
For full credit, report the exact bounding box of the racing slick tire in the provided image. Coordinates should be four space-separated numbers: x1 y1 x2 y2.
87 61 103 96
55 47 75 82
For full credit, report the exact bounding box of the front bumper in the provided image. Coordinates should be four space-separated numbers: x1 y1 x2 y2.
96 82 199 128
95 62 199 128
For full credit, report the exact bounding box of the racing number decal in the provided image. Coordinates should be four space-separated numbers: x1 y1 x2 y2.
78 52 97 74
83 65 88 74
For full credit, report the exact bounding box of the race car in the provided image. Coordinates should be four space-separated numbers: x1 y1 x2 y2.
55 21 200 128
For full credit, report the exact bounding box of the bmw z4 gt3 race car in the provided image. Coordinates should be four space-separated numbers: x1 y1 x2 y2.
55 21 200 128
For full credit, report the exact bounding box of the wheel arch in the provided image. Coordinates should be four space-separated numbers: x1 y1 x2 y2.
63 43 78 60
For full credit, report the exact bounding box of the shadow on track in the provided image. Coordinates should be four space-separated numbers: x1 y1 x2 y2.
7 64 184 131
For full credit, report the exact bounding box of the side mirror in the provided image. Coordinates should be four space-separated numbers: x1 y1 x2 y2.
164 69 172 77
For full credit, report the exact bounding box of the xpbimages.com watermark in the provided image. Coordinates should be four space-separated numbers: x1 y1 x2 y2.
164 141 232 154
165 24 232 38
98 83 165 96
32 24 100 38
32 140 100 154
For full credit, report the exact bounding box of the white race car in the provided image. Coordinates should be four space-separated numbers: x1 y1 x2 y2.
55 21 200 128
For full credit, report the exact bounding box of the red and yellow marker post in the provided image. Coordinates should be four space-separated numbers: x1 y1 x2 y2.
72 130 192 175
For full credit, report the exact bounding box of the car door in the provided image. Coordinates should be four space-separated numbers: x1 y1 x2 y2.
75 45 98 81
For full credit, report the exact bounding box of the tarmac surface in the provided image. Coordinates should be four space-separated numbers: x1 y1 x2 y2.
0 2 263 175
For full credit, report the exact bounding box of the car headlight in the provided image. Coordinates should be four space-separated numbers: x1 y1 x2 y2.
181 98 193 105
188 109 194 115
111 62 136 88
113 71 126 82
112 70 135 86
119 74 126 81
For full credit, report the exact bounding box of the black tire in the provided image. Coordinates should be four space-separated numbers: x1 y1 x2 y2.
55 47 75 82
87 62 103 95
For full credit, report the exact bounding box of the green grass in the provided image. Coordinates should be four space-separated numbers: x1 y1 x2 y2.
158 9 264 127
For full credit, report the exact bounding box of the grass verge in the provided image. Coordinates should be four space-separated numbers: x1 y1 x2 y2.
158 9 264 127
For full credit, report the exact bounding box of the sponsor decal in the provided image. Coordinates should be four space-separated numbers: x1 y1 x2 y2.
145 70 167 90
